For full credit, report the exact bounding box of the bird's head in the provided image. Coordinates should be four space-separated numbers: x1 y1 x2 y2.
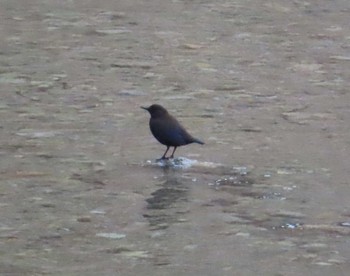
141 104 168 118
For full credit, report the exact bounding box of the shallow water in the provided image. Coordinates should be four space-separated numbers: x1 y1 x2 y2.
1 0 350 275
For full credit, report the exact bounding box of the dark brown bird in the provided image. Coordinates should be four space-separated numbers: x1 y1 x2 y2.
141 104 204 159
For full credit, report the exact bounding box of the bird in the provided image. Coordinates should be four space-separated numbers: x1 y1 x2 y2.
141 104 204 160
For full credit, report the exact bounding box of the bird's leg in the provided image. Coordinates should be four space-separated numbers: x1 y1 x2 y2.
161 146 170 160
169 147 177 159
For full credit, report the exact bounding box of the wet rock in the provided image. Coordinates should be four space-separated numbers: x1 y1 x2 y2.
145 157 198 169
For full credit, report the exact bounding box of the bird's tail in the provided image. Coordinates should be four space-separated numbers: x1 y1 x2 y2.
192 138 205 145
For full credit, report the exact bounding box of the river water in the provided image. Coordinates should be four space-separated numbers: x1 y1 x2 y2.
1 0 350 275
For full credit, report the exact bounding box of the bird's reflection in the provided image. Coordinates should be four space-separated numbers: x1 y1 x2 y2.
144 167 189 230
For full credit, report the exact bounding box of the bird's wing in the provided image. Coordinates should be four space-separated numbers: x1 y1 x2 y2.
150 118 188 146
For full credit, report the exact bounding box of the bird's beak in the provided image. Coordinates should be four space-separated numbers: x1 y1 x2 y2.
141 106 149 111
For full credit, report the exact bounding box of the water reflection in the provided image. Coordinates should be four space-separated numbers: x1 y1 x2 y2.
144 167 189 230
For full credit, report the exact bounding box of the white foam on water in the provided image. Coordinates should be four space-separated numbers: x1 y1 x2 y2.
152 157 198 169
144 157 224 170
